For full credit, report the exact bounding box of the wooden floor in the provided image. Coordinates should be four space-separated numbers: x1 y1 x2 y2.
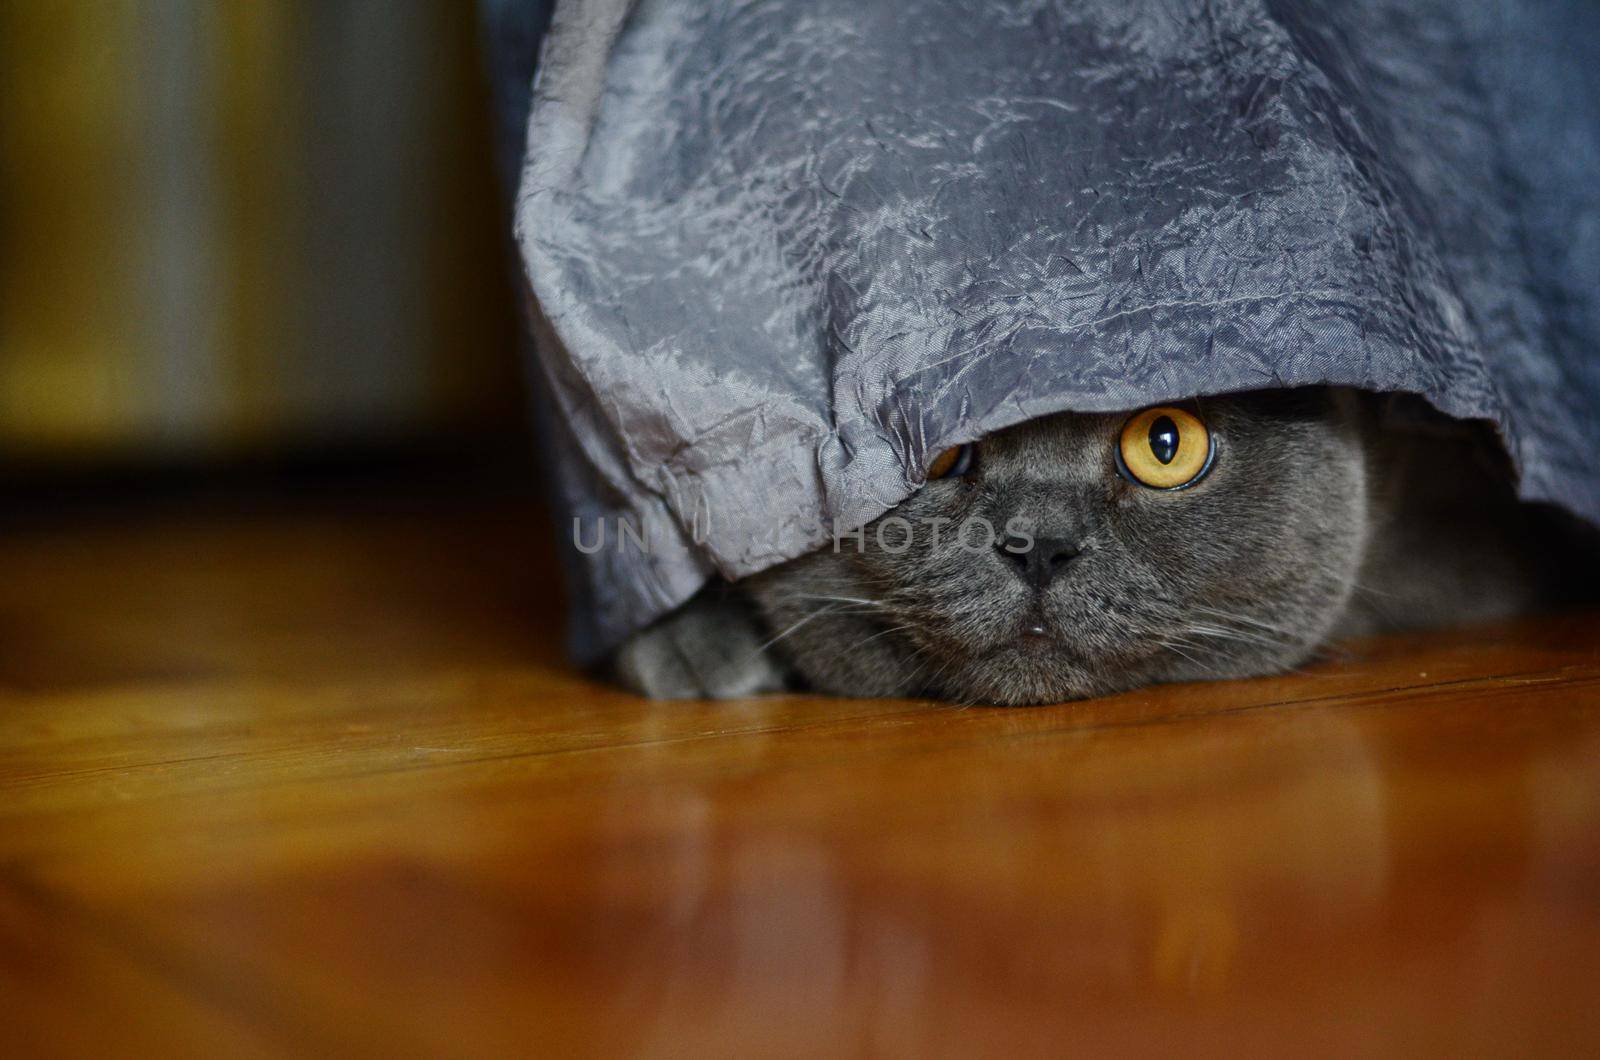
3 495 1599 1056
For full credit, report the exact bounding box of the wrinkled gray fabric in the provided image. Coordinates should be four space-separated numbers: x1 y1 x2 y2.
506 0 1600 661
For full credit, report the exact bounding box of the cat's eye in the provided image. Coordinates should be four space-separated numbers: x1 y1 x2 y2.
927 443 974 480
1116 406 1214 489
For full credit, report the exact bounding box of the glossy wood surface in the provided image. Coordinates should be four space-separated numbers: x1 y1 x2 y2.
3 498 1599 1056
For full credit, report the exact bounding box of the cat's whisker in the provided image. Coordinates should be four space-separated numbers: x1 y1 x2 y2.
1160 643 1204 668
1184 622 1291 650
908 643 964 698
754 603 853 653
1346 580 1397 601
716 601 899 685
1190 605 1301 639
853 623 916 648
1185 609 1302 643
789 592 888 609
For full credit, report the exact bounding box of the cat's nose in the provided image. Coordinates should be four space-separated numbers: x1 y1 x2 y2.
997 533 1081 590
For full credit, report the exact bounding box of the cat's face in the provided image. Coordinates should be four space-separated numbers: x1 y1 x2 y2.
750 389 1371 704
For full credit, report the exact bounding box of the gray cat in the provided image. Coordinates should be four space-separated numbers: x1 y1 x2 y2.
614 389 1593 704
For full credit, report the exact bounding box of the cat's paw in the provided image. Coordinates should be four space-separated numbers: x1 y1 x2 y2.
612 593 790 699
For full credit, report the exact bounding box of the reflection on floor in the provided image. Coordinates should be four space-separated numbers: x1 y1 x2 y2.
2 498 1598 1054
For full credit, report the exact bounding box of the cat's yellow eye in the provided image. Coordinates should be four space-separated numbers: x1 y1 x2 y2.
1116 406 1214 490
927 443 974 480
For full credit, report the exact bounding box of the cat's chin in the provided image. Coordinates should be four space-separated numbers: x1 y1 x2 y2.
933 640 1109 706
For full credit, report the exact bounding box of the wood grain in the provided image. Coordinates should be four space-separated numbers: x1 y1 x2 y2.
2 498 1598 1056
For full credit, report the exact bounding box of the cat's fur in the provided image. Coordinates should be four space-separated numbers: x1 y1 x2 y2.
613 389 1595 704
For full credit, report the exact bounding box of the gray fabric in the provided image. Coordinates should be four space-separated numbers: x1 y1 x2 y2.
509 0 1600 661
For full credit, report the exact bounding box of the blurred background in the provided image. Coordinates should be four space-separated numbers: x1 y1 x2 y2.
0 0 529 489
